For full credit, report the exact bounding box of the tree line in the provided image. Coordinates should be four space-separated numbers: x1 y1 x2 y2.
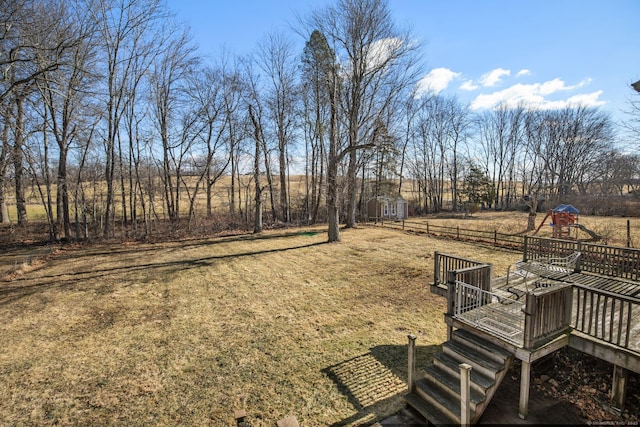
1 0 638 242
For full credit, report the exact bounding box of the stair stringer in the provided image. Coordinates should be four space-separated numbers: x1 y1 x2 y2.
470 354 513 424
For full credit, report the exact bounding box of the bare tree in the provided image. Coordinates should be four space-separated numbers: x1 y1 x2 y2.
185 64 229 223
256 31 298 223
92 0 169 237
35 0 98 239
218 52 245 218
309 0 421 231
1 0 84 227
248 104 263 233
0 0 82 103
243 56 276 223
149 28 199 222
520 106 614 228
475 104 525 210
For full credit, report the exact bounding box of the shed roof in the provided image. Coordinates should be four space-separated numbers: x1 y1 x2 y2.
370 194 407 203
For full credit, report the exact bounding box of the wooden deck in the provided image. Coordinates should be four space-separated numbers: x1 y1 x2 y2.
431 237 640 418
472 275 640 352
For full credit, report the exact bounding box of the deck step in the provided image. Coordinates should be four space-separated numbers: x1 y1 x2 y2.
443 340 505 379
433 352 495 393
424 364 486 411
406 330 514 425
414 377 463 423
405 391 456 426
452 328 513 363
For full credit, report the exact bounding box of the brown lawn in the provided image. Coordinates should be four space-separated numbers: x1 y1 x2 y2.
0 224 523 426
1 211 638 425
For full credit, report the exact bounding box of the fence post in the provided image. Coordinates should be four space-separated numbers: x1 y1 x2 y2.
457 226 460 239
523 235 529 261
426 221 429 234
494 230 497 246
627 220 631 248
407 334 417 394
460 363 472 426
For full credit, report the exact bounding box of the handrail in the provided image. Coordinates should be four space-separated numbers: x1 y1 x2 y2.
434 251 490 288
434 252 491 289
524 236 640 281
449 279 524 345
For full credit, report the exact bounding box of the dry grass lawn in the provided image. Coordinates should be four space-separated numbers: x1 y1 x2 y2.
0 224 522 426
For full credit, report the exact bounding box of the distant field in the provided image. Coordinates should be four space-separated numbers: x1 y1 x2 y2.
0 226 522 426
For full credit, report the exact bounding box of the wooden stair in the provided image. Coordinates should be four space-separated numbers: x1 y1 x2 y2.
405 329 513 425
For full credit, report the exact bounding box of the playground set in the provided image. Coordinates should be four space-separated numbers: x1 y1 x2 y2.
534 204 600 240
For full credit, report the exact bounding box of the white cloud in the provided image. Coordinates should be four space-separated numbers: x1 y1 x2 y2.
459 80 478 91
469 78 606 111
366 37 403 70
479 68 511 87
517 69 531 77
415 67 461 97
564 91 606 107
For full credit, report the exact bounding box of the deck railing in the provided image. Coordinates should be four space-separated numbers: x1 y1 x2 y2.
449 279 524 346
437 245 640 352
579 243 640 281
572 284 638 349
523 285 573 349
433 251 491 289
524 236 640 281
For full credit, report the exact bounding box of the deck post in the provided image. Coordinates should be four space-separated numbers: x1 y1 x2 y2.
611 364 629 412
519 360 531 419
434 251 441 287
460 363 472 426
446 271 457 340
407 334 417 394
523 293 536 349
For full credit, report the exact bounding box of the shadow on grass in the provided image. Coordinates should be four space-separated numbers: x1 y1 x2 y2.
322 343 440 426
38 228 325 260
0 232 327 306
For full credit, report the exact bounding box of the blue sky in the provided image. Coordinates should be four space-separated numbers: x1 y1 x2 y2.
166 0 639 127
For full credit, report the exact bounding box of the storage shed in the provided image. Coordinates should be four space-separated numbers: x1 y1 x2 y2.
367 194 409 221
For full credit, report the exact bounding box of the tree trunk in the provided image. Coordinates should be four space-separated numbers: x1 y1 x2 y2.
279 144 288 223
327 71 340 242
527 195 538 231
327 148 340 242
13 97 27 226
249 105 263 233
57 146 70 239
345 149 358 228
